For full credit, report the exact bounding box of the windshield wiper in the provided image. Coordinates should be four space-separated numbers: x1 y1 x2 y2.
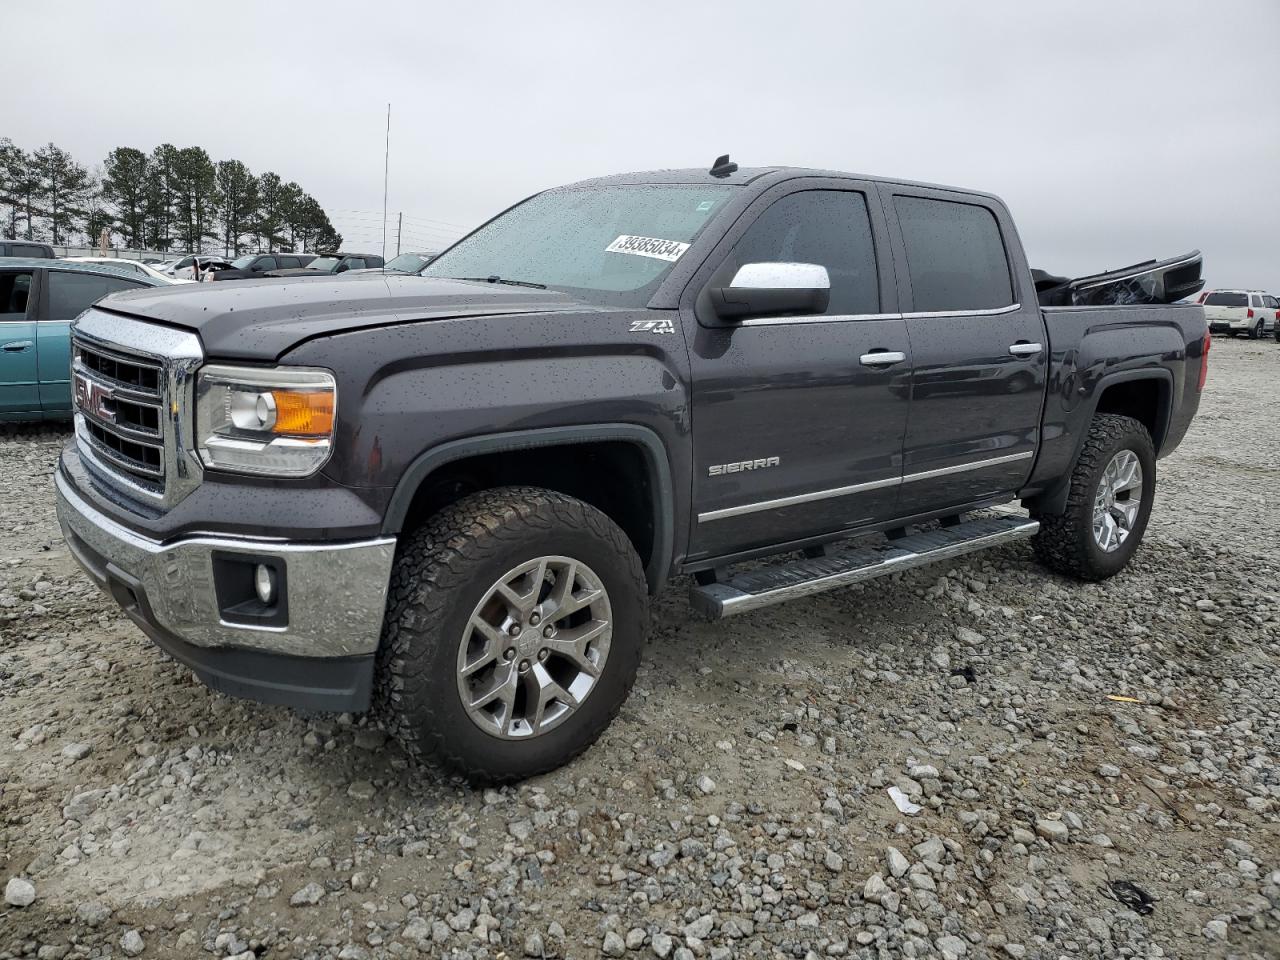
452 275 547 289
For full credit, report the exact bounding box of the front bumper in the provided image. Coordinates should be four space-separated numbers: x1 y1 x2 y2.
55 468 396 711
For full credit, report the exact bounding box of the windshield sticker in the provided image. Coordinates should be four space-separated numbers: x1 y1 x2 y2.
605 235 691 262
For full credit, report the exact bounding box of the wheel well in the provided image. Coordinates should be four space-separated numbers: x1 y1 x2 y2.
398 441 657 577
1094 377 1168 447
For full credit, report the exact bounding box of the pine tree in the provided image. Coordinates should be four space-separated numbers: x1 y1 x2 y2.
101 147 150 247
214 159 258 256
33 143 92 244
255 171 286 252
0 139 41 240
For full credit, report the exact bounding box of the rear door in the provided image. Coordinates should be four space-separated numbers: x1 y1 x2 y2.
683 180 911 561
39 270 146 413
881 186 1046 516
0 269 39 415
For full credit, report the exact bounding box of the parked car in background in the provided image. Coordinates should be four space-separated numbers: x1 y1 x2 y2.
64 257 194 285
1202 289 1276 339
0 240 55 258
264 252 384 277
204 252 317 282
0 259 166 421
160 255 233 281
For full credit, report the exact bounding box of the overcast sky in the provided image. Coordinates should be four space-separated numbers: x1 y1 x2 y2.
8 1 1278 290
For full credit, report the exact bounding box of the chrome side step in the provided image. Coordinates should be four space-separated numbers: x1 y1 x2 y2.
689 514 1040 619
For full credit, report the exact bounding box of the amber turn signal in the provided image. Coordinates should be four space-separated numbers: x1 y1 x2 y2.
269 390 335 436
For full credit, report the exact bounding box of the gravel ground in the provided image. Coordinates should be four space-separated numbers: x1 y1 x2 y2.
2 336 1278 960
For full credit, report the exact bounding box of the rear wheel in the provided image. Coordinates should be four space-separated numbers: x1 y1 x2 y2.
1249 319 1264 340
1033 414 1155 581
375 486 649 783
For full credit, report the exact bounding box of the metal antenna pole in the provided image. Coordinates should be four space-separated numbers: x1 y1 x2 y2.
382 103 391 261
397 211 403 256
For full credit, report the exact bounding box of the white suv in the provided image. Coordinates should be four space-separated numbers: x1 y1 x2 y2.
1202 289 1278 340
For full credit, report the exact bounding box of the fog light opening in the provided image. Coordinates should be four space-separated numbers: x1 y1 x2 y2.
254 564 277 605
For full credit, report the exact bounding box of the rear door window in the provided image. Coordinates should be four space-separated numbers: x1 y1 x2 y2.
279 256 300 269
894 196 1014 312
46 272 144 322
12 244 49 258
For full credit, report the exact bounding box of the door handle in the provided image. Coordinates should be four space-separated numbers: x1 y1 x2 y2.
1008 342 1043 356
860 350 906 367
2 340 33 353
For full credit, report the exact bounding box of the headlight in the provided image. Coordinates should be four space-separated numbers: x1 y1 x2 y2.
195 364 336 477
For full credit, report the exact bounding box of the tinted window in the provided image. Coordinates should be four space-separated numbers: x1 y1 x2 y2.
344 258 366 270
279 256 300 269
47 272 142 322
1 272 34 316
256 256 278 271
726 190 879 315
1266 296 1278 309
1250 294 1263 307
13 244 49 258
895 196 1013 312
1205 292 1247 307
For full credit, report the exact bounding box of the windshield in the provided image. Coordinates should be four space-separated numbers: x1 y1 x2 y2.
230 255 257 269
385 253 432 272
306 257 340 272
1205 292 1248 307
421 185 736 306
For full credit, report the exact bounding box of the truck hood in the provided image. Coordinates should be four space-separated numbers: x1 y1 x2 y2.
99 273 593 361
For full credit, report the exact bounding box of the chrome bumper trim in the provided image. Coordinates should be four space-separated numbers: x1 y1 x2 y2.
55 470 395 658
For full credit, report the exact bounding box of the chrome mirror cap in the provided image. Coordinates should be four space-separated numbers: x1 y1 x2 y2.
729 262 830 291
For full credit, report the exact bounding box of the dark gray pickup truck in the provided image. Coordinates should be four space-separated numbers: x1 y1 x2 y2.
54 161 1209 782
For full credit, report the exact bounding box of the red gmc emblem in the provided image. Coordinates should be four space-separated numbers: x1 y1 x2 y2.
74 373 116 423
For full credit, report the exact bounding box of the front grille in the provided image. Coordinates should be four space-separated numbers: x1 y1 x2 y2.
73 339 167 495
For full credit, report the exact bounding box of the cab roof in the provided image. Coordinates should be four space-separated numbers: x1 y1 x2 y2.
561 165 996 201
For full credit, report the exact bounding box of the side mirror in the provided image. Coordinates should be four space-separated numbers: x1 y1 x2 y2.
710 262 831 320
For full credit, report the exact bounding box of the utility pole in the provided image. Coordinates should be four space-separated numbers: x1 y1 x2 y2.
381 103 391 262
396 212 402 256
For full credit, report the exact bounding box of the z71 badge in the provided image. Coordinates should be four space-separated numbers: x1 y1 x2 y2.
630 318 675 335
708 456 781 477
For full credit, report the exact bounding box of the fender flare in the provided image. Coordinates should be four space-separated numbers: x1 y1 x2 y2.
1027 368 1173 517
380 423 675 591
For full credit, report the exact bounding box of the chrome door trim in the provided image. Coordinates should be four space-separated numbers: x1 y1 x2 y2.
901 303 1022 319
1007 342 1044 356
898 450 1033 484
697 450 1035 523
698 475 901 522
737 312 905 328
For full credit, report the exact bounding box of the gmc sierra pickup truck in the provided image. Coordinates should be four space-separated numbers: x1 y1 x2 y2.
54 160 1209 783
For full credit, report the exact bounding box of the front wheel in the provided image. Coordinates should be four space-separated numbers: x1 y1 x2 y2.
1033 414 1156 581
375 486 649 783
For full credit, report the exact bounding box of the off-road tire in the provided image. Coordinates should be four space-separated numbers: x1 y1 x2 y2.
375 486 648 783
1033 414 1156 582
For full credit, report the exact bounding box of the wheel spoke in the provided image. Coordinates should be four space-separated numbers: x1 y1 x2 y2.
530 662 578 731
544 619 609 677
468 660 518 713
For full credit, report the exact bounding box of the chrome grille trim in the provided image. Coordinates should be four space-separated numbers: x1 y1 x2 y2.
70 310 205 508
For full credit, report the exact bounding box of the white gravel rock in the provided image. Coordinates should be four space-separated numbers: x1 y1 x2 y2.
4 877 35 907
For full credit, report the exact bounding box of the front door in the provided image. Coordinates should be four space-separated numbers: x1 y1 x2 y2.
882 187 1046 515
0 270 38 416
684 183 911 561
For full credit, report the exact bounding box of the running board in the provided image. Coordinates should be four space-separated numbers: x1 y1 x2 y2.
689 515 1040 619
